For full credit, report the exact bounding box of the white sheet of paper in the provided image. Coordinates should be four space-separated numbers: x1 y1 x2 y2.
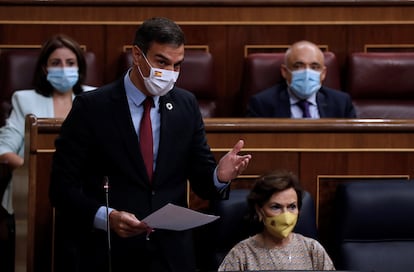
142 203 219 231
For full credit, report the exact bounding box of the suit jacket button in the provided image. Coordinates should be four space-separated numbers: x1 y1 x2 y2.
151 191 155 196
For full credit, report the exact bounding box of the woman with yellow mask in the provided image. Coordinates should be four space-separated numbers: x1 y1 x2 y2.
218 169 335 271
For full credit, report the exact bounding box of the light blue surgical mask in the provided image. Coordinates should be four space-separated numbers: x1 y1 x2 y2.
288 68 321 99
47 67 79 93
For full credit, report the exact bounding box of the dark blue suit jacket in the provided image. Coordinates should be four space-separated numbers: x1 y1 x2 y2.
49 77 223 272
246 83 356 118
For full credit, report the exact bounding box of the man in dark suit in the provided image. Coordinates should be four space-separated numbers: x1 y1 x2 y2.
246 40 356 118
49 17 251 272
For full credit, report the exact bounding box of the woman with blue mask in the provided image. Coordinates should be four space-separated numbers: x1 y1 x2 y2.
0 34 95 170
246 40 356 118
0 34 96 268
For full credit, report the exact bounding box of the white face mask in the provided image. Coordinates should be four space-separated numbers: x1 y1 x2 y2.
137 53 179 96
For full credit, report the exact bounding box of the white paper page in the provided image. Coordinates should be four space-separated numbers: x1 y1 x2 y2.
142 203 219 231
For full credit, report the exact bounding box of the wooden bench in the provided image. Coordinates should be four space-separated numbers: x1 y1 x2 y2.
25 114 414 272
25 115 64 272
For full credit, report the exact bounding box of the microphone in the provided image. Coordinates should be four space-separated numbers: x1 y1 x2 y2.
103 176 112 272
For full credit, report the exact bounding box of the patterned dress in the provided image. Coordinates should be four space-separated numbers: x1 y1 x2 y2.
218 232 335 271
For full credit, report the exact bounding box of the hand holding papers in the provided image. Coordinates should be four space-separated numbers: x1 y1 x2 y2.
142 203 219 231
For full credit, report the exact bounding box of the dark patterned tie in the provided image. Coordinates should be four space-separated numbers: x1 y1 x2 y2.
297 100 311 118
140 97 154 182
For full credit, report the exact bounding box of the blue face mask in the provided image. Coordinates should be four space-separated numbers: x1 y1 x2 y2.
47 67 79 93
288 68 321 99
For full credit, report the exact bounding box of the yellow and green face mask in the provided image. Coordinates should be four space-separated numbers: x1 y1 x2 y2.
263 212 298 239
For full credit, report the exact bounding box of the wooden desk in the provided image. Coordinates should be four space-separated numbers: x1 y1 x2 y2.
203 118 414 256
25 115 414 272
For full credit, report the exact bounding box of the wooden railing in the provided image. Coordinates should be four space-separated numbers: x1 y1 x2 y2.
25 115 414 272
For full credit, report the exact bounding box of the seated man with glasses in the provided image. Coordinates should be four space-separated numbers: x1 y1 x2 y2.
246 40 356 118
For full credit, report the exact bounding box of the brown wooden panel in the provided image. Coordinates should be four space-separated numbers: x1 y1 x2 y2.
29 153 54 272
1 0 413 5
25 115 58 272
190 151 299 211
5 20 414 117
2 4 414 22
25 116 414 272
1 3 414 116
298 151 414 258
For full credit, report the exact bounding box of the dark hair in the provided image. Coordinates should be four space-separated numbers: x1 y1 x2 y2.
33 34 87 97
246 169 303 230
133 17 185 54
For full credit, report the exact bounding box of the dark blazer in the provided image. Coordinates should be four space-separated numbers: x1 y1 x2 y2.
246 83 356 118
49 77 223 272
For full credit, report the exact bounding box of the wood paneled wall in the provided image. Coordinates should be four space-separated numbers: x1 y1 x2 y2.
26 116 414 272
1 1 414 116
